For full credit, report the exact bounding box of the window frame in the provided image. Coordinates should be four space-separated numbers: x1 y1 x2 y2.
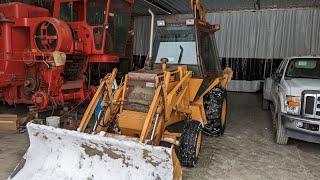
86 0 108 26
196 24 222 78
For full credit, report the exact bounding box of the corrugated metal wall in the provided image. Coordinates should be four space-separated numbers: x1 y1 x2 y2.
133 0 320 15
209 8 320 58
133 8 320 59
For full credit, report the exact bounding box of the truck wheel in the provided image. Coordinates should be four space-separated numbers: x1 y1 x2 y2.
275 109 288 145
177 120 202 167
262 99 270 110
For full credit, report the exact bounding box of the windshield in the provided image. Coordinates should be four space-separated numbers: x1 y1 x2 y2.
152 25 201 76
87 0 107 25
286 58 320 79
155 42 197 65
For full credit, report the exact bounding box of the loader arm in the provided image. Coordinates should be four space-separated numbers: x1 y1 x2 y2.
95 85 124 132
221 67 234 88
198 67 233 99
139 67 193 145
139 85 163 143
165 71 192 119
78 69 118 132
78 80 106 132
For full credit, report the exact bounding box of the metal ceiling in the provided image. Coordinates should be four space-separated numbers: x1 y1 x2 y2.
1 0 319 16
133 0 320 15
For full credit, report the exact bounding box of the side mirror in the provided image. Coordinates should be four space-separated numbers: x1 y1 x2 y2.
274 73 282 82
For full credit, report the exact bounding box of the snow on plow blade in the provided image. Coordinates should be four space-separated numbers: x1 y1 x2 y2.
9 123 180 180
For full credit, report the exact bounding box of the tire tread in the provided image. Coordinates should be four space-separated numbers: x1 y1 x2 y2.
177 120 202 167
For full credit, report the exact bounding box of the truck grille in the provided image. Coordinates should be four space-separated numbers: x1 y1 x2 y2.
303 91 320 119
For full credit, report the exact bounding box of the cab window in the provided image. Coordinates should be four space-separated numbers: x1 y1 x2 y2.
87 0 107 25
105 0 131 55
152 25 202 76
59 1 84 22
198 30 222 77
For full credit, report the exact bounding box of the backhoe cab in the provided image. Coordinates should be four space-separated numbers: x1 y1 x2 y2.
152 16 222 78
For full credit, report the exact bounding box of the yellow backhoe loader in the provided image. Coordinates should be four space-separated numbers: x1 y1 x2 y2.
9 0 233 179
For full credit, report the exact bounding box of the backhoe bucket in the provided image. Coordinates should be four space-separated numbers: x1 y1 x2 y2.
9 123 181 180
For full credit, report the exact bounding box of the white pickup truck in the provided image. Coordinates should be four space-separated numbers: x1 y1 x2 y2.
263 56 320 144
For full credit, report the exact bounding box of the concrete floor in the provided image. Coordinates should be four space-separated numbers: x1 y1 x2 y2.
1 93 320 180
183 93 320 180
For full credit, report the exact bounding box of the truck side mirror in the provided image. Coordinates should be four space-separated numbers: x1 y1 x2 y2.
274 73 282 82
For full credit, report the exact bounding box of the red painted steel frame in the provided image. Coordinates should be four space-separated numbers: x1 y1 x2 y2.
0 0 133 109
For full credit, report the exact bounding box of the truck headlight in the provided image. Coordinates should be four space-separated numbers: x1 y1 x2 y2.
286 96 301 115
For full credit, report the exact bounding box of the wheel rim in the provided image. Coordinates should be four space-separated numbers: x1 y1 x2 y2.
195 131 202 157
221 98 227 126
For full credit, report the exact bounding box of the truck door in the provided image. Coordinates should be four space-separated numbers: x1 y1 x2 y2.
270 59 287 103
264 60 285 100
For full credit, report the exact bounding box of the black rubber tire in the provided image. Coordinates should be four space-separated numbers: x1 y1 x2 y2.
203 97 227 137
262 99 270 110
203 86 227 137
177 120 202 167
274 106 288 145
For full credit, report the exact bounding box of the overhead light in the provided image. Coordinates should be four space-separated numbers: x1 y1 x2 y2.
186 19 194 25
157 20 165 26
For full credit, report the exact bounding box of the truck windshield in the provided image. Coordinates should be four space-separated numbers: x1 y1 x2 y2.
87 0 107 25
286 58 320 79
152 25 201 76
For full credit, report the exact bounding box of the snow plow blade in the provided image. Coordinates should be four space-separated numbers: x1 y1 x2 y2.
9 123 182 180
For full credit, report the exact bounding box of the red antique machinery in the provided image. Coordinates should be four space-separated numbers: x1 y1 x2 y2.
0 0 134 109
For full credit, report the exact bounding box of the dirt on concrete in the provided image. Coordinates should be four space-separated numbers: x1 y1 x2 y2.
1 93 320 180
183 93 320 180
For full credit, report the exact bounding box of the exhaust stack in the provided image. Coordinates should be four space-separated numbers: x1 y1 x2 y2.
144 9 155 70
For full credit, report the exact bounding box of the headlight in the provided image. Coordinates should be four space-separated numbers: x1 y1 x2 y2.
286 96 301 115
157 20 166 27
